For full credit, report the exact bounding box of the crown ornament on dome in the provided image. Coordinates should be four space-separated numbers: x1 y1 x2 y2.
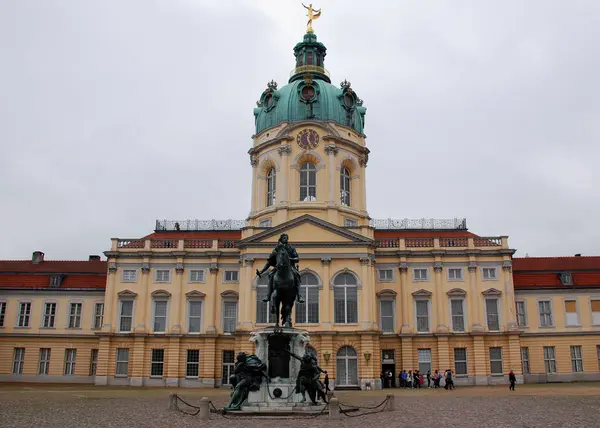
340 80 352 90
267 80 278 91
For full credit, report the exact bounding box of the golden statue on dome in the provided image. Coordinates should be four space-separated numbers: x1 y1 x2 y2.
302 3 321 33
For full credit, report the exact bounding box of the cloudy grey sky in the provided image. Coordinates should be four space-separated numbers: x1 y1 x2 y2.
1 0 598 260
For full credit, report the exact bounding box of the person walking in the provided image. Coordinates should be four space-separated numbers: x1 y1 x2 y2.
427 370 432 388
324 372 330 393
509 370 516 391
433 370 440 388
407 371 413 389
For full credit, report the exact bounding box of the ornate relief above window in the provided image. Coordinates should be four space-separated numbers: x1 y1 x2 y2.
447 288 467 297
151 290 172 299
185 290 206 299
412 289 433 297
482 288 502 296
117 290 138 298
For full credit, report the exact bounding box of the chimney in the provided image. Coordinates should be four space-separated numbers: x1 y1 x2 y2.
32 251 45 264
89 255 101 262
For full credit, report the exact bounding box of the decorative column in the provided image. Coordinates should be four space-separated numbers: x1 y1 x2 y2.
102 262 117 332
205 262 219 334
250 157 259 213
277 144 292 203
360 257 374 330
469 262 483 331
324 144 338 204
166 336 181 387
359 156 368 211
130 336 145 387
321 257 332 329
503 261 518 331
434 261 447 332
473 335 488 385
137 262 150 332
171 262 184 334
399 262 410 333
94 335 111 385
238 258 254 331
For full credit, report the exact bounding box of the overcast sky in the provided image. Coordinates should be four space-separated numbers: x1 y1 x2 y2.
1 0 598 260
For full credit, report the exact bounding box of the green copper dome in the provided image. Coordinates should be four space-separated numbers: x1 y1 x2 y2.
253 33 366 135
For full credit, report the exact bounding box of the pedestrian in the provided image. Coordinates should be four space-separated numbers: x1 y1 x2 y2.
433 370 440 388
324 372 330 393
427 370 431 388
407 370 413 389
401 370 407 388
509 370 516 391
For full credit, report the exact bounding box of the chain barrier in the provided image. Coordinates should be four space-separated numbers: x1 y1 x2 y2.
338 396 391 418
172 394 201 416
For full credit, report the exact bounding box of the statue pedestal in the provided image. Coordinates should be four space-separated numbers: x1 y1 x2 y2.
238 327 326 414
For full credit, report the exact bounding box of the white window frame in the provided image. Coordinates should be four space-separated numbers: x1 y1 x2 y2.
222 300 238 333
93 302 104 329
89 349 98 376
489 347 503 376
379 299 395 333
186 349 200 378
591 299 600 326
447 268 464 281
521 347 530 374
413 268 429 282
537 299 554 328
118 299 135 333
333 273 359 324
299 162 317 202
449 298 466 332
222 350 235 385
150 349 165 377
152 299 169 333
68 302 83 329
38 348 51 375
223 270 239 283
454 348 468 376
515 300 528 327
266 167 276 207
377 269 393 282
414 298 431 333
482 267 498 280
295 273 320 324
340 167 351 206
543 346 557 373
0 301 6 327
13 348 25 375
154 269 171 283
570 345 583 373
115 348 129 377
189 269 206 283
564 299 580 327
121 269 138 282
187 299 203 334
484 297 501 331
16 301 32 328
64 349 77 376
42 301 57 328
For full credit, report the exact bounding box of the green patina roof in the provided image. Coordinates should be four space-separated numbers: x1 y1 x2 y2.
253 33 367 135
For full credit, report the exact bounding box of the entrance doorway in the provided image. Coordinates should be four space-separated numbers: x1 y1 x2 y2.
381 349 396 388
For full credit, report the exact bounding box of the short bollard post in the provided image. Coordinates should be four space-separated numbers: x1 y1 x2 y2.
326 391 334 401
199 397 210 421
329 397 340 420
385 393 395 411
169 393 177 410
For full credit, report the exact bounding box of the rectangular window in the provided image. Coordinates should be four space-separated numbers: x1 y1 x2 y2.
448 268 463 280
377 269 393 281
64 349 77 376
13 348 25 375
222 350 235 385
153 300 168 332
450 299 465 332
224 271 239 282
543 346 556 373
222 301 237 333
188 301 202 333
454 348 467 375
416 300 429 332
119 300 134 332
189 270 205 282
489 347 503 375
485 298 500 331
38 348 51 375
538 300 553 327
482 267 497 280
151 349 165 377
344 218 358 227
17 302 31 327
43 302 57 328
68 303 82 328
571 345 583 373
565 300 579 326
0 301 6 327
90 349 98 376
306 51 314 65
259 218 272 227
591 300 600 325
515 301 527 327
521 347 530 374
93 303 104 329
296 284 319 324
122 269 138 282
115 348 129 377
50 275 62 287
380 300 394 333
155 269 170 282
186 350 200 378
418 349 432 374
413 268 428 281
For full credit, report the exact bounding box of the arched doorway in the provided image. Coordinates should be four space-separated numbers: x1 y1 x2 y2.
336 346 358 387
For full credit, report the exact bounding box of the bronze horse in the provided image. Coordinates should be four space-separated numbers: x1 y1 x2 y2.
270 244 297 328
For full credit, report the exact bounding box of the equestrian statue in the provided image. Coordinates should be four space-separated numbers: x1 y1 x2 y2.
256 233 304 328
286 349 328 405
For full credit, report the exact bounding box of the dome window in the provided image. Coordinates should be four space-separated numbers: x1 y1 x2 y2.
301 85 316 102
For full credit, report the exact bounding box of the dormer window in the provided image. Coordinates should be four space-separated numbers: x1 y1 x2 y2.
560 272 573 286
50 275 63 288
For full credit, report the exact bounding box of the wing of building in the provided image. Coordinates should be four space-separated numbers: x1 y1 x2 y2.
1 30 599 388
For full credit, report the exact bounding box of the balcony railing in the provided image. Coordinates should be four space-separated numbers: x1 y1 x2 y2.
184 239 212 249
218 239 239 249
151 239 178 249
405 238 434 248
440 237 468 248
155 219 247 231
474 237 502 247
117 239 144 249
370 218 467 230
375 238 399 248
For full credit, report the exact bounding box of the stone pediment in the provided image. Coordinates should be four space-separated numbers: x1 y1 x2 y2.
412 289 432 297
221 290 239 298
482 288 502 296
151 289 171 298
447 288 467 296
239 214 372 248
185 290 206 298
117 289 137 298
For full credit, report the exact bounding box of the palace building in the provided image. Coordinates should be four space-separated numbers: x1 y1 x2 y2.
2 30 600 388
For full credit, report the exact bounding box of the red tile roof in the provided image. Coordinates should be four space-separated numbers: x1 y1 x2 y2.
0 274 106 289
513 256 600 272
0 260 107 274
0 259 107 290
513 256 600 289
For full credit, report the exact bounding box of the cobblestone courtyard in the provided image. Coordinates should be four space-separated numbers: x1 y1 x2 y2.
1 383 600 428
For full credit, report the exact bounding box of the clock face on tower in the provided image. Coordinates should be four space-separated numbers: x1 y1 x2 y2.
296 129 319 150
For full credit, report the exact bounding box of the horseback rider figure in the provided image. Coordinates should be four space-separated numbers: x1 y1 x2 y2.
256 233 304 313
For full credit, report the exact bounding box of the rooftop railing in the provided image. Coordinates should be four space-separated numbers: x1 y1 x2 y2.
289 65 331 78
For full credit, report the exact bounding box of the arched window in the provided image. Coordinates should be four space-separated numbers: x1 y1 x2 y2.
266 168 276 207
336 346 358 386
333 272 358 324
295 272 319 324
256 275 277 324
299 163 317 201
340 167 351 206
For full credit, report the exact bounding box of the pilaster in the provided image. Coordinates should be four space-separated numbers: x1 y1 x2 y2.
401 337 414 371
321 257 332 329
503 261 518 331
171 262 184 334
250 156 259 213
360 257 375 330
130 336 146 386
102 264 117 333
473 335 488 385
508 334 522 375
469 263 483 331
434 261 448 332
324 144 338 204
437 336 450 371
138 262 151 332
94 335 111 385
238 258 254 331
399 262 410 333
205 263 219 334
166 336 181 387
